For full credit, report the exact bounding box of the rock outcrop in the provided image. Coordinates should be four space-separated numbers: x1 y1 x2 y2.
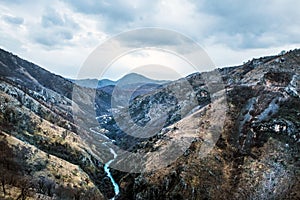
0 48 299 199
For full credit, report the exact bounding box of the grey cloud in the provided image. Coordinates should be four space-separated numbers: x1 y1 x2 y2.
41 8 79 29
31 8 80 47
33 29 74 47
34 36 55 47
193 0 300 49
0 33 24 52
61 0 159 32
0 0 23 4
2 15 24 25
62 0 135 20
1 0 300 54
197 0 275 33
110 28 203 56
42 9 64 27
119 29 183 47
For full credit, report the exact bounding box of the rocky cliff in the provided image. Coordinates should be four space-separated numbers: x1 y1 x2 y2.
113 49 300 199
0 48 299 199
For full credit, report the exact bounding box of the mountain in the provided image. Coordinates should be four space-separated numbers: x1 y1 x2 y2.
116 73 168 87
0 49 73 99
70 78 115 88
0 48 114 199
0 47 299 200
72 73 169 118
95 49 300 199
71 73 168 89
112 50 300 199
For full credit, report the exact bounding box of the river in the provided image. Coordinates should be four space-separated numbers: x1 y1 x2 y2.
104 147 120 200
90 127 120 199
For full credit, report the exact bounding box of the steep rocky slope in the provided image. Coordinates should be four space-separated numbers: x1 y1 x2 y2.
111 49 300 199
0 49 116 199
0 47 299 200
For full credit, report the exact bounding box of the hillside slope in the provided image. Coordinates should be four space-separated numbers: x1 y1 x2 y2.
0 49 115 199
111 50 300 199
0 48 299 199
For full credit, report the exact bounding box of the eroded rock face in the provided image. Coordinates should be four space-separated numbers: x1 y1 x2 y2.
0 49 111 199
114 49 300 200
263 71 293 87
254 118 298 143
99 75 211 150
1 47 300 199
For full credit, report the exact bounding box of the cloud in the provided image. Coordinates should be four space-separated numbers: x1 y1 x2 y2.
41 9 65 27
30 7 80 48
62 0 135 20
41 8 79 29
61 0 135 28
61 0 159 32
0 0 300 79
194 0 300 49
0 33 24 53
118 28 183 47
2 15 24 25
33 29 74 47
0 0 23 4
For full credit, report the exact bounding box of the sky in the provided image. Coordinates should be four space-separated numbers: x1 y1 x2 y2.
1 0 300 80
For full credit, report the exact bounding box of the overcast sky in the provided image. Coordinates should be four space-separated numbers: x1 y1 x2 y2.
1 0 300 80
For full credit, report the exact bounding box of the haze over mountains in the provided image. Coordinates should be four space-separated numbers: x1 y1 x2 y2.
0 48 299 199
70 73 169 89
71 78 115 89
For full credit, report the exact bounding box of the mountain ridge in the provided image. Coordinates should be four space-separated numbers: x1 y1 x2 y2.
0 47 299 199
71 72 169 89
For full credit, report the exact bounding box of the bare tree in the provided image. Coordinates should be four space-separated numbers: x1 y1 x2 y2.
37 177 55 197
16 176 34 200
0 139 15 196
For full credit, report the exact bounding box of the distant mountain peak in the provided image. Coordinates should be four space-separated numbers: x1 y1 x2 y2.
71 72 169 89
117 72 168 86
